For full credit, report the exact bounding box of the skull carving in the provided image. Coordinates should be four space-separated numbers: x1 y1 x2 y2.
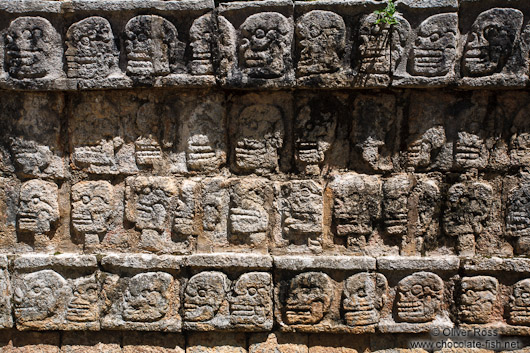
184 272 229 322
357 13 390 74
406 126 446 169
342 273 387 326
18 179 59 235
229 272 272 326
65 16 119 79
66 275 98 323
295 10 345 76
10 138 56 177
396 272 443 323
14 270 66 323
284 272 333 325
71 181 114 238
510 133 530 166
409 14 457 77
173 180 197 240
459 276 498 324
462 8 523 77
239 12 292 78
454 130 488 169
5 16 62 79
506 183 530 238
383 175 413 237
509 279 530 325
189 14 215 76
125 15 185 77
331 174 381 238
234 104 284 173
123 272 173 322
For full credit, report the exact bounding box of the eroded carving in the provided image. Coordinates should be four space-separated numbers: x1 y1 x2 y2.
71 181 115 245
239 12 293 79
279 180 323 250
295 10 345 77
189 14 215 76
5 17 62 79
506 182 530 239
125 15 185 77
229 272 272 328
383 174 412 238
123 272 173 322
233 104 284 174
18 179 59 236
172 180 198 247
66 274 98 324
342 273 387 326
184 271 229 323
357 13 391 75
14 270 67 327
331 174 381 251
409 14 457 77
396 272 443 323
284 272 333 325
0 270 11 328
459 276 498 324
10 137 64 179
65 16 120 79
462 8 523 77
509 279 530 326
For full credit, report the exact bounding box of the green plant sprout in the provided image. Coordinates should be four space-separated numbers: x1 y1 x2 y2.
373 0 399 25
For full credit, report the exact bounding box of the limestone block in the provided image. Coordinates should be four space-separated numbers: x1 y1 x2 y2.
249 332 308 353
61 332 121 353
186 332 247 353
123 332 185 353
459 276 499 324
3 331 60 353
12 255 99 331
217 0 295 88
0 255 12 329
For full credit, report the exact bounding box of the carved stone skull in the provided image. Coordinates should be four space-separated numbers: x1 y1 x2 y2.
357 13 390 74
396 272 443 323
462 8 523 77
409 14 457 77
509 279 530 325
285 272 333 325
18 179 59 235
65 16 119 79
189 14 215 76
295 10 345 76
506 183 530 238
66 275 98 323
239 12 292 78
184 272 229 322
406 126 446 169
123 272 173 322
5 16 62 79
229 272 272 325
383 174 413 237
71 181 114 236
342 273 387 326
459 276 498 324
173 180 197 238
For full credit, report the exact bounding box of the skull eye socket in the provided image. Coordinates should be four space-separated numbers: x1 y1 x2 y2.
32 197 40 205
522 292 530 299
484 26 499 40
255 29 265 39
466 289 475 296
248 287 257 296
309 25 321 38
430 32 440 42
198 289 207 297
142 187 151 195
82 195 91 204
411 284 423 296
137 33 148 42
357 288 367 297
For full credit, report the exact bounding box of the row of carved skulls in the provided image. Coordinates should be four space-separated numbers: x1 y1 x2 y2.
3 8 526 81
14 174 529 254
5 269 530 330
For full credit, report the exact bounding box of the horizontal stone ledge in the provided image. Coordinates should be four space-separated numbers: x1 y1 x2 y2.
13 254 98 271
185 253 273 269
273 255 376 271
101 254 184 272
461 257 530 274
377 256 460 272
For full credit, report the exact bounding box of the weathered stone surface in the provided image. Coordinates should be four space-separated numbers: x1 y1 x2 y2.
458 276 498 324
186 254 273 270
342 273 387 327
123 332 185 353
61 332 121 353
249 332 308 353
187 332 247 353
274 256 376 271
0 255 13 329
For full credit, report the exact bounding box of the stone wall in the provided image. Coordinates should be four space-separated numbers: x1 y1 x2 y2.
2 0 530 351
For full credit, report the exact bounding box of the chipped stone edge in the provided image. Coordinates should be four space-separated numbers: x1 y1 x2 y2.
186 253 273 269
13 254 98 271
377 256 460 272
274 255 376 271
101 254 184 272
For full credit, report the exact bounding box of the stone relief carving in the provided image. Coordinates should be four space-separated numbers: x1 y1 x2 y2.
229 178 272 246
396 272 443 323
71 181 115 246
507 177 530 254
232 104 284 174
189 14 215 76
295 10 346 77
509 279 530 326
102 271 179 331
18 179 59 238
172 180 198 249
284 272 333 325
408 14 458 77
65 274 99 327
183 271 230 328
4 17 63 79
202 178 229 247
331 174 381 252
125 176 178 251
238 12 293 79
10 137 64 179
443 174 493 255
13 270 67 329
459 276 498 324
383 174 413 239
125 15 185 78
342 273 387 327
65 17 120 79
228 272 273 329
0 269 12 329
278 180 323 251
462 8 523 77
